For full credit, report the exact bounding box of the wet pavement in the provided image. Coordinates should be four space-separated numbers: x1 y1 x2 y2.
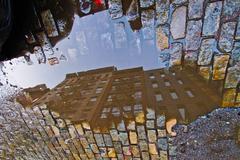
173 108 240 159
0 0 240 159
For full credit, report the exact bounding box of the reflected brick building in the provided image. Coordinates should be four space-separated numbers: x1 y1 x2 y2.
145 67 221 124
36 67 116 123
17 84 50 107
34 66 222 127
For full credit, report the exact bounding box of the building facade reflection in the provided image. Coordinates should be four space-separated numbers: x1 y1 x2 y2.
21 66 224 128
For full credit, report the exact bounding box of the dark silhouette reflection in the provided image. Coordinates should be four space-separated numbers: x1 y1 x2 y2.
0 0 146 61
0 0 75 61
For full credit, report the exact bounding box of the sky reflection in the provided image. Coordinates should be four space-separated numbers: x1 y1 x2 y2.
3 11 165 89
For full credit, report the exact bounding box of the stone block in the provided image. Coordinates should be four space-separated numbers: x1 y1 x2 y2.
222 0 240 20
103 134 113 147
110 129 119 141
222 89 237 107
113 142 122 154
169 43 183 66
149 143 158 155
147 130 157 143
198 39 216 65
157 138 168 151
127 121 136 130
139 140 148 151
85 131 95 143
170 6 187 39
137 125 147 140
123 146 131 156
184 51 198 67
146 108 155 119
129 131 138 144
231 42 240 66
202 1 222 36
199 66 212 80
94 134 105 147
119 132 129 146
157 115 166 128
157 129 167 138
188 0 204 19
224 66 240 88
142 152 150 160
186 20 202 51
156 25 169 51
218 22 237 52
236 17 240 40
108 148 116 158
156 0 170 25
146 120 155 129
131 145 140 157
160 151 168 160
212 54 230 80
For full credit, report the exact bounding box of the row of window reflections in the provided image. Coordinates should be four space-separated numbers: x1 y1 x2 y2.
151 79 183 88
155 89 194 102
100 104 143 119
149 71 176 79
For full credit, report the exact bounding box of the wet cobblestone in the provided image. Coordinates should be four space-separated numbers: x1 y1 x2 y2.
170 6 187 40
197 38 216 66
202 1 222 37
0 0 240 159
156 0 169 25
186 20 202 51
218 22 237 53
188 0 204 19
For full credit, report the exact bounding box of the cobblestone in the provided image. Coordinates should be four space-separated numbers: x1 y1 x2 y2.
156 0 169 25
1 1 240 159
156 25 169 51
218 22 237 53
236 18 240 40
212 54 230 80
186 20 202 51
198 39 216 65
202 2 222 36
222 0 240 20
170 6 187 40
188 0 204 19
171 0 187 5
184 51 198 67
169 43 183 66
199 66 212 80
231 42 240 65
224 66 240 89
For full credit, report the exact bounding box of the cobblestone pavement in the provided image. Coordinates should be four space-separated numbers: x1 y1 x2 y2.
0 99 174 159
0 0 240 159
0 92 239 159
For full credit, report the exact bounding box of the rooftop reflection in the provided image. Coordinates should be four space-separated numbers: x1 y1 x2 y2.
17 65 235 128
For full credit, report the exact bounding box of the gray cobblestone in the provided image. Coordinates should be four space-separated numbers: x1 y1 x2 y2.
223 0 240 20
198 39 216 65
156 0 170 25
188 0 205 19
169 43 183 66
218 22 237 53
202 2 222 36
170 6 187 39
186 20 202 51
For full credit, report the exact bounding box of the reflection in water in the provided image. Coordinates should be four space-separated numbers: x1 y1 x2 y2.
17 66 224 127
11 65 239 159
0 0 240 159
